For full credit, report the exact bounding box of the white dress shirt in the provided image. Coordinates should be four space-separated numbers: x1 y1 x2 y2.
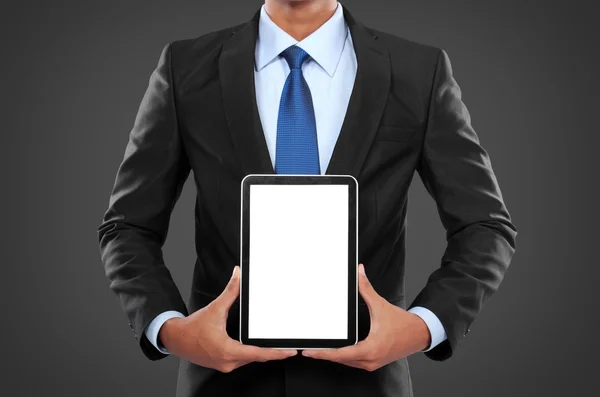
145 2 447 355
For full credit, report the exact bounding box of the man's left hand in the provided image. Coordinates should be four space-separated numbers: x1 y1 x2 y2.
301 263 431 371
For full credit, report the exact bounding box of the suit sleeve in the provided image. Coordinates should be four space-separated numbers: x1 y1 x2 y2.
408 49 518 361
97 42 191 361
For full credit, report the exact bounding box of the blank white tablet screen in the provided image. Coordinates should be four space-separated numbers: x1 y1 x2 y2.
248 184 348 339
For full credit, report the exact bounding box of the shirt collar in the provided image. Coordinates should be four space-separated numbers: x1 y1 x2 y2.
255 2 348 77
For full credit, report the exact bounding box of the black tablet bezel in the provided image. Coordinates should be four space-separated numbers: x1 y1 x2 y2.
239 174 358 349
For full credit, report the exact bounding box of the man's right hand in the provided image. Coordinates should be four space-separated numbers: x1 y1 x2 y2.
159 266 297 372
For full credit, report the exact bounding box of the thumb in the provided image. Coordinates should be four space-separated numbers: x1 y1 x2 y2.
358 263 380 311
215 265 241 313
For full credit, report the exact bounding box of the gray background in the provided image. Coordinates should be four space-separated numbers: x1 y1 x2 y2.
2 0 598 396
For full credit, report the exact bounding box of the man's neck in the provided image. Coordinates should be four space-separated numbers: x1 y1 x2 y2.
264 0 338 41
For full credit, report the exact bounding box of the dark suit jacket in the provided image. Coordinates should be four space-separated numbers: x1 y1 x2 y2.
97 6 517 397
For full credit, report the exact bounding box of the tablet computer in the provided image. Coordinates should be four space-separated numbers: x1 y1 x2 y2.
239 174 358 349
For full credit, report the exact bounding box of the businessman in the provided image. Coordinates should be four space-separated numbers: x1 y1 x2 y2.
98 1 517 396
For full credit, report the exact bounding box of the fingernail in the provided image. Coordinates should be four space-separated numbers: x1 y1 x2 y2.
231 266 238 279
358 264 365 276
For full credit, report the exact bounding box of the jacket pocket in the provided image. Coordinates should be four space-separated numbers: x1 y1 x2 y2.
375 125 420 142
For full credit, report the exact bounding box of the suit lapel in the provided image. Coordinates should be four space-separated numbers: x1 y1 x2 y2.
219 10 275 176
219 7 390 178
325 7 391 176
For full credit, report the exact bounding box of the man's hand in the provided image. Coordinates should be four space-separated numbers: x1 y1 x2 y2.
301 263 431 371
159 266 297 372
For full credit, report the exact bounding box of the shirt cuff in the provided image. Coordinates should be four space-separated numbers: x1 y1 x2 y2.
144 311 186 354
408 306 447 352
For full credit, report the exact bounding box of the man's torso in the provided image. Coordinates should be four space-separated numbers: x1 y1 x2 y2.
168 7 438 397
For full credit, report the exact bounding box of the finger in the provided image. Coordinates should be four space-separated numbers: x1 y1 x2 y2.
327 359 374 371
229 342 297 362
302 349 377 371
301 352 375 371
357 264 381 311
214 266 241 312
239 346 297 362
302 341 371 362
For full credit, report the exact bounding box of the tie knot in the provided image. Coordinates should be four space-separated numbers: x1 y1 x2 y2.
280 45 311 70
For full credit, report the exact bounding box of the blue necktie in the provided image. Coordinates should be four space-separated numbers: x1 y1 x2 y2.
275 45 320 175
